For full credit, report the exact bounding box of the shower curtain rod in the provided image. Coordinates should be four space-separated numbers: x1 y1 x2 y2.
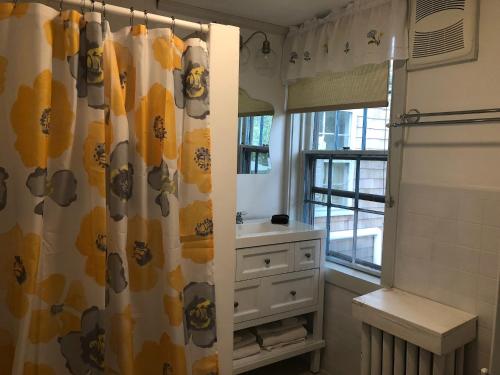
389 107 500 128
45 0 210 32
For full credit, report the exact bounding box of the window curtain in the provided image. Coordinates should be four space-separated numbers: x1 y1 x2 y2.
0 3 217 374
281 0 408 82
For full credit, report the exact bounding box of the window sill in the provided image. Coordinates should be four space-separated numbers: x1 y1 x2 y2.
324 262 381 295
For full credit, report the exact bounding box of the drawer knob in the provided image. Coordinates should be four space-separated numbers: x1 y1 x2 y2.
264 258 271 265
305 253 311 258
234 301 239 309
290 290 297 297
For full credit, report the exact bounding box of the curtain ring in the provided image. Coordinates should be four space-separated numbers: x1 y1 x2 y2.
198 21 203 34
80 0 85 14
144 10 149 30
13 0 18 9
59 0 64 16
129 7 134 27
170 16 175 34
91 0 95 12
101 0 106 20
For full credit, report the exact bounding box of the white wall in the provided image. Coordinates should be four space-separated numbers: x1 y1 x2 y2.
321 284 363 375
392 0 500 372
237 29 287 219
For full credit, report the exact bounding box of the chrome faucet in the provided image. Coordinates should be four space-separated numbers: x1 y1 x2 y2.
236 211 245 224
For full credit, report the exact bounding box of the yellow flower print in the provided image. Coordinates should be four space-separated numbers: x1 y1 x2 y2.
83 122 113 197
104 40 136 116
193 355 218 375
11 70 74 168
164 266 185 326
28 275 86 343
0 2 29 20
43 10 81 60
179 200 214 263
152 35 184 70
135 83 176 165
0 56 6 95
134 333 187 375
179 128 212 193
75 207 107 285
110 305 135 375
0 224 40 318
131 24 147 36
23 362 56 375
126 216 165 291
0 329 14 374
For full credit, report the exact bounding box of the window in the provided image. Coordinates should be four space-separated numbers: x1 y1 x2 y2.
237 115 272 174
302 106 390 274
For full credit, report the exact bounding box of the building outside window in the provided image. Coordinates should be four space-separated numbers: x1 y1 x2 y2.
237 115 272 174
301 105 390 275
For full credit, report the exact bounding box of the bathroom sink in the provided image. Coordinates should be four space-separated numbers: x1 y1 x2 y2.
236 219 325 248
236 221 290 236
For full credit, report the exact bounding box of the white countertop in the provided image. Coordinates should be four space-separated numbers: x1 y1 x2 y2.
236 219 325 248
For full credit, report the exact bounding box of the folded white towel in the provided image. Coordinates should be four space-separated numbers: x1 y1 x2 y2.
233 342 261 360
263 337 306 351
233 330 256 350
255 317 307 337
259 326 308 347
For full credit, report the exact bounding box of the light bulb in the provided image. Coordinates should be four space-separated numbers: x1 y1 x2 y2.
253 43 277 77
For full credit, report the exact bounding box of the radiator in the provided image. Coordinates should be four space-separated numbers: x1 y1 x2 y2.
352 289 477 375
361 323 465 375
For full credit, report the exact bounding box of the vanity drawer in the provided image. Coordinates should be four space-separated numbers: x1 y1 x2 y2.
234 279 264 323
263 269 319 315
236 243 293 281
294 240 320 271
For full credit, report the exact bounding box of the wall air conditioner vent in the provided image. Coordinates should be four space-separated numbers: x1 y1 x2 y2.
415 0 465 23
408 0 479 71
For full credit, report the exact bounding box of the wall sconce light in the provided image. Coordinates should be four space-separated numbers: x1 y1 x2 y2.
240 31 277 77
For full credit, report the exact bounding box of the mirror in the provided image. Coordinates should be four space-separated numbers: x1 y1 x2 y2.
237 88 274 174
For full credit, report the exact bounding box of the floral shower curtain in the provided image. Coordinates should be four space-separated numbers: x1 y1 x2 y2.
0 3 217 374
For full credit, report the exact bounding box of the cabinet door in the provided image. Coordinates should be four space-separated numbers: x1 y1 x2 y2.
294 240 320 271
263 269 319 315
234 279 263 323
236 243 293 281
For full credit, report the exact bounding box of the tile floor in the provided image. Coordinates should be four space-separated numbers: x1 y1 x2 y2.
242 356 314 375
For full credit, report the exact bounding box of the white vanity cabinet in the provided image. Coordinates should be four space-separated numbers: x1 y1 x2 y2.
233 221 326 374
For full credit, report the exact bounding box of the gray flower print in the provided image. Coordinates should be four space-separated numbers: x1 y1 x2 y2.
107 141 133 221
0 167 8 211
367 30 382 46
147 160 178 217
183 282 216 348
289 51 298 64
174 46 210 120
106 253 128 294
59 306 105 375
26 168 77 214
69 20 107 109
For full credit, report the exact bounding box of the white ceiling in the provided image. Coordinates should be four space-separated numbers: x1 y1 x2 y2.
168 0 351 27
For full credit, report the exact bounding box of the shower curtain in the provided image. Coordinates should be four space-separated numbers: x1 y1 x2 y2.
0 3 217 374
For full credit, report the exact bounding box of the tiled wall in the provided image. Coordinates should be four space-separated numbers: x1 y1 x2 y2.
395 182 500 372
321 284 362 375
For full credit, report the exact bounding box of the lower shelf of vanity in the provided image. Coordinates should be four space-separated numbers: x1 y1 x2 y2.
233 335 326 375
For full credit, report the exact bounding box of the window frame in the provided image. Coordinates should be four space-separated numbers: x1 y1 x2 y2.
303 149 387 276
284 60 407 286
237 115 272 174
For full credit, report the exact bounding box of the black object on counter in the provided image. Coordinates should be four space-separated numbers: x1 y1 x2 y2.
271 214 289 224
